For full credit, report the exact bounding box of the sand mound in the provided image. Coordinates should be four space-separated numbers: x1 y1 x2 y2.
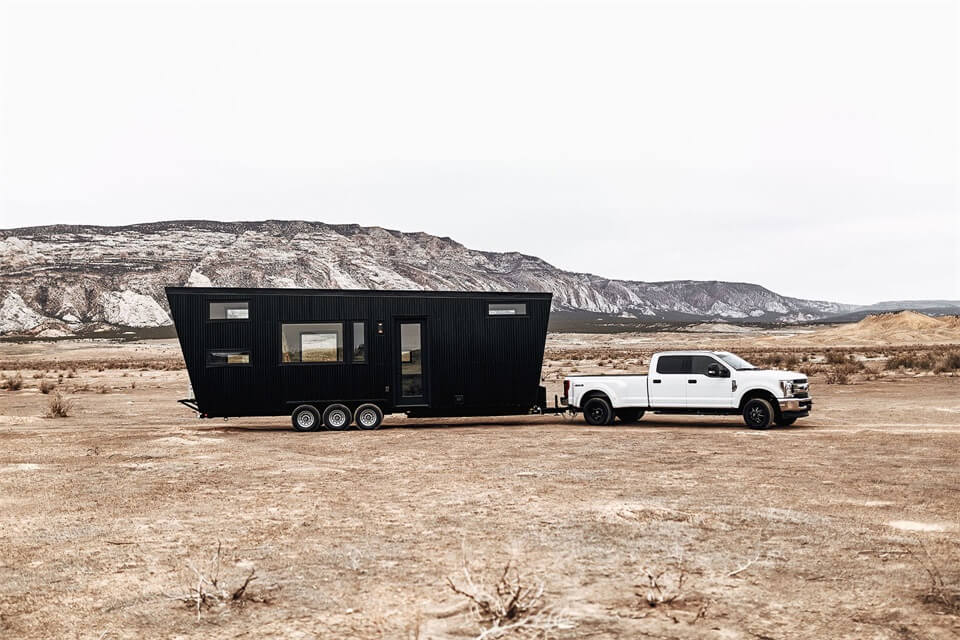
804 311 960 346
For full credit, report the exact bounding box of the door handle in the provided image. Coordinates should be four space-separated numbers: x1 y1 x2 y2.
688 379 697 384
652 379 661 384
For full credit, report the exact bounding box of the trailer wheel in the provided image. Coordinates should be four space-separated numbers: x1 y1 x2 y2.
322 404 352 430
291 405 321 432
616 408 645 423
583 396 614 426
743 398 775 429
355 404 384 430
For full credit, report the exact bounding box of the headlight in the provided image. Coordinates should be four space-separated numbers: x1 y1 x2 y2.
780 380 794 396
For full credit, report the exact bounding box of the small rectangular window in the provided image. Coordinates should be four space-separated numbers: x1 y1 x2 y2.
207 350 251 366
209 301 249 320
282 323 343 363
352 322 366 363
488 302 527 316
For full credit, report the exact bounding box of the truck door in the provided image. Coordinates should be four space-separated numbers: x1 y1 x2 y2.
688 355 734 408
649 355 689 407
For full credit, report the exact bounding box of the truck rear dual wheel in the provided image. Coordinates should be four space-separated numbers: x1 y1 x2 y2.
583 396 614 426
616 408 645 423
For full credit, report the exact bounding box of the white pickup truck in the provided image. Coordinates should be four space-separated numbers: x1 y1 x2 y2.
563 350 811 429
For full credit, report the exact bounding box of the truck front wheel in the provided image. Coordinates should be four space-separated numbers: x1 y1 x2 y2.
615 408 645 423
583 396 614 426
743 398 775 429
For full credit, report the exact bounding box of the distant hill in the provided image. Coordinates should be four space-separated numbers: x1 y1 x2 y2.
822 301 960 324
804 310 960 345
0 220 858 336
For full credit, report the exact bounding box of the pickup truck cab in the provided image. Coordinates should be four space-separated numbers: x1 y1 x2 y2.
563 351 811 429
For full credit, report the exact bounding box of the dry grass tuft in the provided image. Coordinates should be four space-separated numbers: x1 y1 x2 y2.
446 558 573 639
2 371 24 391
39 379 56 394
166 542 269 621
907 541 960 614
46 391 74 418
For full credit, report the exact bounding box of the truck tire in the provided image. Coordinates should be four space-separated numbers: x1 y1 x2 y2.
743 398 775 430
776 416 797 427
616 408 645 423
291 405 321 432
355 403 384 430
583 396 614 426
322 404 352 430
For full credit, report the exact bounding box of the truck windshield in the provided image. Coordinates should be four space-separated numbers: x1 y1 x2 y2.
716 352 756 370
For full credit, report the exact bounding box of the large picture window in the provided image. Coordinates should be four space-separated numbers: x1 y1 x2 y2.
282 323 343 363
209 301 249 320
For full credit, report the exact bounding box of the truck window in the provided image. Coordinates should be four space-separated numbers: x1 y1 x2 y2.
690 355 724 375
656 356 692 374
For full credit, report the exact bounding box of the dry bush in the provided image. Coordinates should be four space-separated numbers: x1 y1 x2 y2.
1 371 24 391
934 350 960 374
39 379 56 394
46 392 74 418
907 542 960 614
446 558 573 639
825 350 849 365
637 559 686 608
166 542 269 621
96 384 110 394
825 363 860 385
886 351 937 371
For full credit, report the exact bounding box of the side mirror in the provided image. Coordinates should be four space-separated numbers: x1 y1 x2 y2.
707 363 729 378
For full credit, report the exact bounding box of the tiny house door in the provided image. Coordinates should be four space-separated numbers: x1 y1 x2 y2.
395 320 428 406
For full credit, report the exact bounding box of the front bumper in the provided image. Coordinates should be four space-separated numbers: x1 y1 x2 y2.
778 397 813 415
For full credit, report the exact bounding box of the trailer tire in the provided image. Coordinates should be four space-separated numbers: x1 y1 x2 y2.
616 408 645 423
322 404 352 430
355 404 383 430
743 398 775 429
583 396 614 426
291 405 321 432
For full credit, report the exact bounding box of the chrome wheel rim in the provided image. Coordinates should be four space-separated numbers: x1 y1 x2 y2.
296 411 315 429
328 410 347 428
359 410 377 427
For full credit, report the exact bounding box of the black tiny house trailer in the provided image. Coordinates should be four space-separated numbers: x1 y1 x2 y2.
166 287 552 430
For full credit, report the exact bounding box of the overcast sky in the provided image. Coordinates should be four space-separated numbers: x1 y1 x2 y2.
0 0 957 305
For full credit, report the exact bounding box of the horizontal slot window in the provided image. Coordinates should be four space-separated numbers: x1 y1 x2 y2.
282 323 343 363
207 350 251 366
209 301 249 320
488 302 527 316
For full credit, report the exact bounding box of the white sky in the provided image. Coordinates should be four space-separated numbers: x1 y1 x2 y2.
0 0 957 305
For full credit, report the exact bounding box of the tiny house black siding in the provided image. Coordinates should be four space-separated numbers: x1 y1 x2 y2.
166 287 552 419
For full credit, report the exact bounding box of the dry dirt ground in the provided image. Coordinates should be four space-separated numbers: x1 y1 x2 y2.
0 335 959 639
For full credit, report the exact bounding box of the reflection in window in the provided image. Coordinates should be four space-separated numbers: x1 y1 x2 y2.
209 301 249 319
282 323 343 363
352 322 366 363
488 303 526 316
207 350 251 366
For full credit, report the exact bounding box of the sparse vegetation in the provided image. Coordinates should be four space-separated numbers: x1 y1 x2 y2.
46 391 74 418
446 558 573 639
1 371 24 391
907 542 960 614
166 542 268 620
39 379 56 394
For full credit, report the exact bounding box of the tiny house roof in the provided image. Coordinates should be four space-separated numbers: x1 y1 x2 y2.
165 286 551 299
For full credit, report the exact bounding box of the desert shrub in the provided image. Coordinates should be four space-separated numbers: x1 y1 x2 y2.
96 384 110 394
782 354 800 368
66 369 77 378
886 352 937 371
934 351 960 374
46 392 74 418
1 371 24 391
825 363 860 385
825 350 848 365
39 379 56 394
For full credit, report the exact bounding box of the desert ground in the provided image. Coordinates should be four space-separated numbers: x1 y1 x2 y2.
1 315 959 639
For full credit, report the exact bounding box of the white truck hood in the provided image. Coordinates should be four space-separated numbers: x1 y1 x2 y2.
736 369 807 380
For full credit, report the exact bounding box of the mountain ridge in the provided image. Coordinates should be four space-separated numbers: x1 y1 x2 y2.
1 219 858 336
